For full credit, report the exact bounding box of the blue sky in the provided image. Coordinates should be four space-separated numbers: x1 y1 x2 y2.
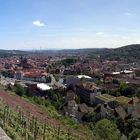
0 0 140 50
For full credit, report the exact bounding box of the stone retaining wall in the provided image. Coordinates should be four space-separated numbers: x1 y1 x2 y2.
0 127 11 140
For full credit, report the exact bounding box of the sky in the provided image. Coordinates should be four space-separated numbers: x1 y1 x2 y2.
0 0 140 50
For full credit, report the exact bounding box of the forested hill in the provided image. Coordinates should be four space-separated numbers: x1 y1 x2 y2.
91 44 140 61
0 44 139 61
0 50 28 57
113 44 140 57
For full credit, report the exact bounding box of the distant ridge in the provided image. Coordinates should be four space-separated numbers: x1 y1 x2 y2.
0 44 139 61
108 44 140 60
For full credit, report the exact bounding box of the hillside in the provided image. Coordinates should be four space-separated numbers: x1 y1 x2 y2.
57 44 140 61
88 44 140 61
0 50 27 57
0 89 92 140
0 44 139 61
109 44 140 60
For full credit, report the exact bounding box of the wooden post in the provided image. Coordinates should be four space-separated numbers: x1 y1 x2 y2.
57 125 60 140
43 120 47 140
67 128 71 140
34 118 38 140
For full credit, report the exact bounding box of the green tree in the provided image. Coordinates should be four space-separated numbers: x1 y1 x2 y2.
129 129 140 140
119 83 136 97
14 84 25 96
109 89 120 97
119 83 128 93
94 119 120 140
1 70 9 77
61 58 77 66
101 89 109 94
82 112 101 125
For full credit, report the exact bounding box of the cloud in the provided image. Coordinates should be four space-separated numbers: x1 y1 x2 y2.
33 20 45 27
95 32 104 36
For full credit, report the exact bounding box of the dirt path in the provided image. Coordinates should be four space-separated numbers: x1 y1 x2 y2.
0 91 91 139
0 91 55 122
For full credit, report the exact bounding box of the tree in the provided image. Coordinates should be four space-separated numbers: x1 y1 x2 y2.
109 89 120 97
61 58 77 67
82 112 96 123
119 83 128 93
123 87 136 97
101 89 109 94
119 83 136 97
129 129 140 140
1 70 9 77
14 84 25 96
94 119 120 140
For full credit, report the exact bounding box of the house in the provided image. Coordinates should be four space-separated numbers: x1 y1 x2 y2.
14 71 23 80
76 103 94 121
26 83 38 96
95 104 114 118
64 100 78 118
65 90 76 103
36 83 53 97
104 70 135 79
22 72 42 82
66 75 92 89
14 71 51 83
94 94 116 106
76 82 101 105
128 97 140 119
116 96 131 108
115 106 127 120
37 83 52 91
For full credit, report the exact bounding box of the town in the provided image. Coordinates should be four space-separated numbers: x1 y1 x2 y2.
0 45 140 140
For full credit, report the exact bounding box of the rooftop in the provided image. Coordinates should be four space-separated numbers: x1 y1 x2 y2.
96 94 116 102
77 75 92 79
116 96 131 105
37 83 52 91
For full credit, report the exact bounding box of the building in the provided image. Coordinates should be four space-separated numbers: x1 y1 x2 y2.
94 94 116 106
76 82 101 105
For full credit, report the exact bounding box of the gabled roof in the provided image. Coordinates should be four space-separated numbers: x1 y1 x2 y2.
115 106 127 120
78 103 89 113
116 96 131 105
78 103 94 113
96 94 116 103
81 82 100 91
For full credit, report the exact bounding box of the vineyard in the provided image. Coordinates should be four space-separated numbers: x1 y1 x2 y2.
0 98 93 140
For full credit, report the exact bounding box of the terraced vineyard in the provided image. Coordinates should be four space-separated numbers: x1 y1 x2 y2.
0 98 91 140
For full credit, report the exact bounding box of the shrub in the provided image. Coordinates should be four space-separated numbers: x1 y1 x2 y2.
14 84 25 96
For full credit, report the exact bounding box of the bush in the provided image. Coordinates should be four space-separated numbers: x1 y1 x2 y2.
14 84 25 96
129 129 140 140
94 119 120 140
